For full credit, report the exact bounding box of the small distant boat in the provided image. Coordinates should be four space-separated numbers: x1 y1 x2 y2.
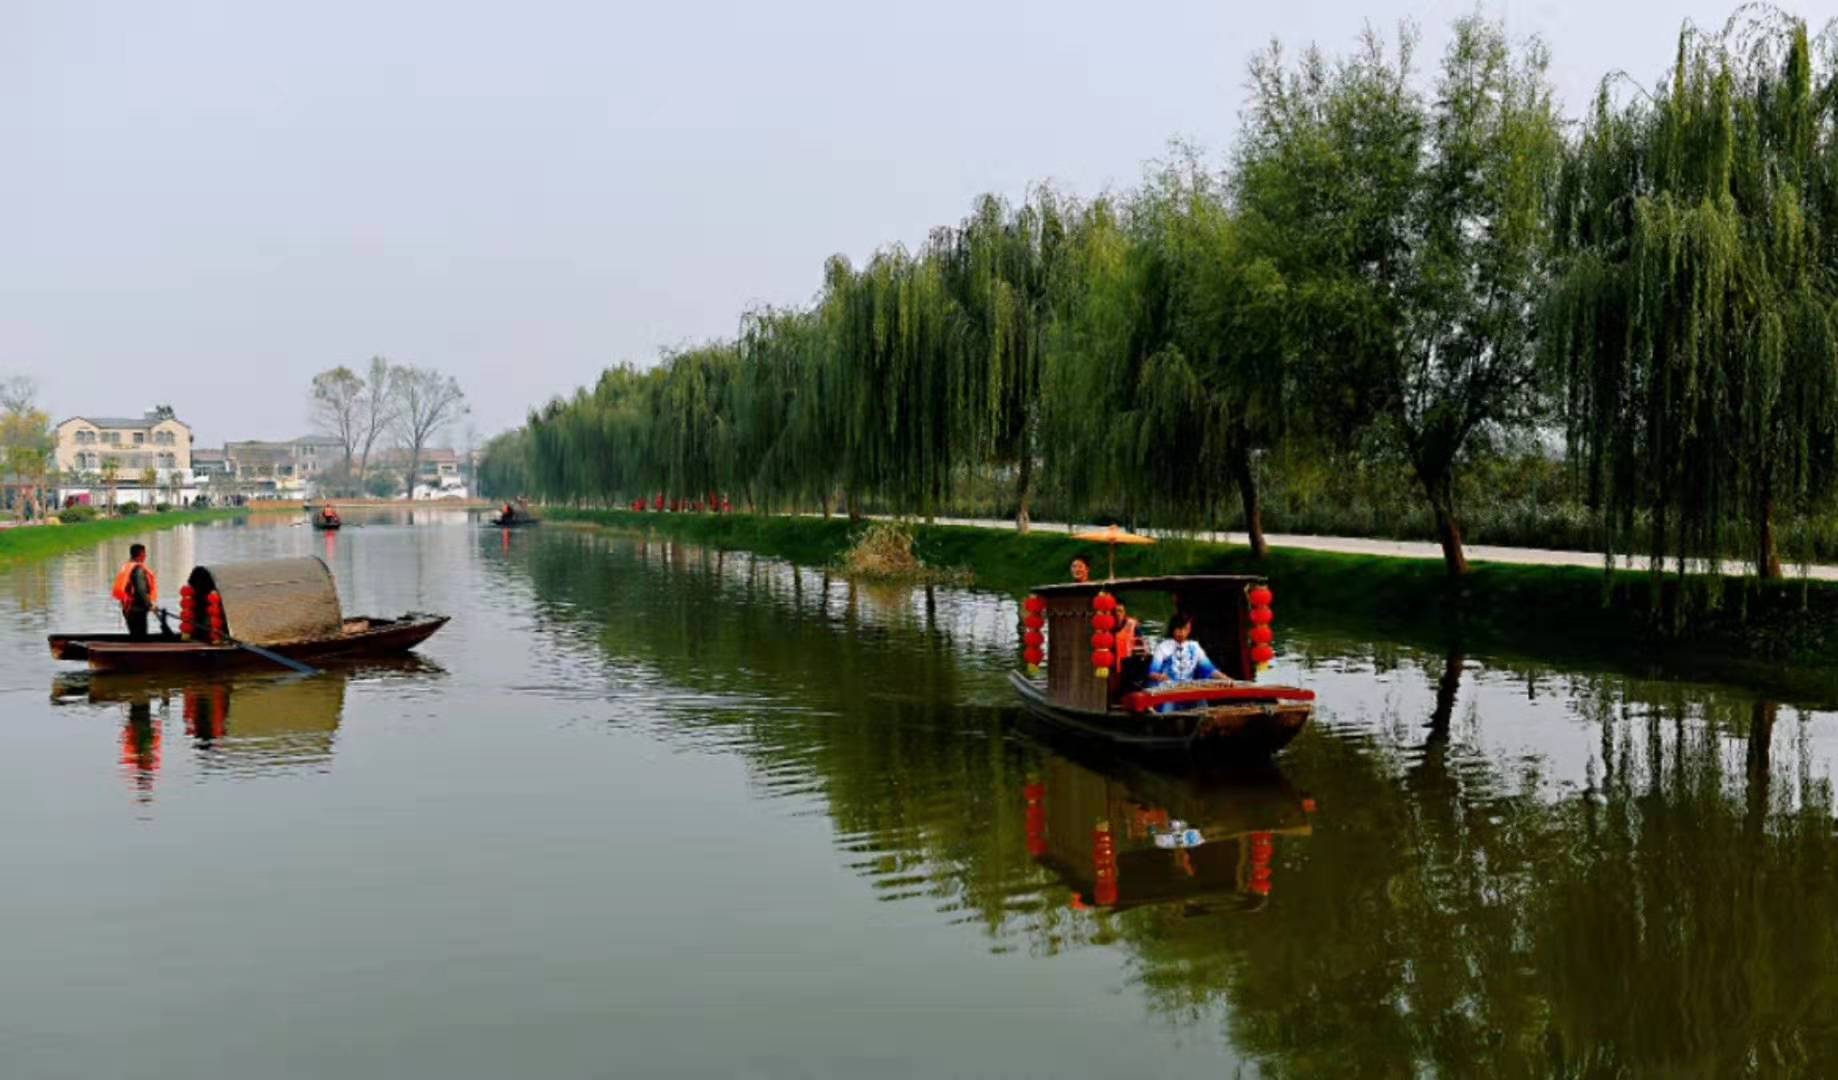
487 504 540 528
1010 573 1315 759
48 556 447 673
310 507 342 530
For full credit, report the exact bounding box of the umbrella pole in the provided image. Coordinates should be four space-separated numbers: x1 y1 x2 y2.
1108 543 1116 582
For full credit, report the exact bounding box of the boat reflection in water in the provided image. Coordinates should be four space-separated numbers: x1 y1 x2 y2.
52 657 442 797
1024 749 1314 914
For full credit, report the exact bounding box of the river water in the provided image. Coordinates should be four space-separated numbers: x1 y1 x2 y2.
3 509 1836 1078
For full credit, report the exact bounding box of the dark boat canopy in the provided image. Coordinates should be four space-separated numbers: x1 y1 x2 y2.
187 557 344 645
1029 574 1266 598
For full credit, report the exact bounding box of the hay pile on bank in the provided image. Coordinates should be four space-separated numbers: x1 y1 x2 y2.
840 522 971 585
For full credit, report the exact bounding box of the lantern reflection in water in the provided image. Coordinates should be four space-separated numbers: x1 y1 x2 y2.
1023 748 1313 914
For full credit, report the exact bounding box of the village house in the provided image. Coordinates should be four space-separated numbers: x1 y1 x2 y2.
54 408 193 500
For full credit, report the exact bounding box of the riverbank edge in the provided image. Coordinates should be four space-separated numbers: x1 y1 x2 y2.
540 507 1838 695
0 510 250 566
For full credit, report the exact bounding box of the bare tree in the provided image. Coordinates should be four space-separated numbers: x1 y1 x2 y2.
390 365 467 499
355 356 397 488
309 366 366 474
0 376 37 415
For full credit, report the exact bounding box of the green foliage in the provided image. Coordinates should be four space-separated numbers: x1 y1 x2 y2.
1 509 245 565
1549 10 1838 601
364 471 399 499
118 501 141 515
476 7 1838 601
154 502 172 513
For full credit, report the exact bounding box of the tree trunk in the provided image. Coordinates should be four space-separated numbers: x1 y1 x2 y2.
1230 443 1267 558
819 493 832 519
1757 474 1782 579
1418 463 1469 576
1015 441 1033 535
846 490 861 524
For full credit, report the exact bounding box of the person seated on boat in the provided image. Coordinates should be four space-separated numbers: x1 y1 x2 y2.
1069 552 1094 584
1147 612 1220 712
500 502 516 525
321 507 340 526
1109 601 1149 698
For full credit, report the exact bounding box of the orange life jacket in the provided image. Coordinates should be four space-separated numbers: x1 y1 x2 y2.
1115 617 1139 660
111 561 158 609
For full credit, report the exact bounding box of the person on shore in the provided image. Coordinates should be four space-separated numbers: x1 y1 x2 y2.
111 543 157 641
1070 552 1094 584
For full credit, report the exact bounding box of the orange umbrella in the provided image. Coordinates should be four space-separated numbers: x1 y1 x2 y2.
1069 525 1156 581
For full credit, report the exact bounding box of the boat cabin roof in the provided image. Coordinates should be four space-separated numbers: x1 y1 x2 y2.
1029 574 1266 598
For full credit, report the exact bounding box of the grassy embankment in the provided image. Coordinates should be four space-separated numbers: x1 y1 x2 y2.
0 510 249 567
544 507 1838 700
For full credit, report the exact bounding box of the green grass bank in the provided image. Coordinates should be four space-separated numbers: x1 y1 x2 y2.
0 510 249 567
544 507 1838 701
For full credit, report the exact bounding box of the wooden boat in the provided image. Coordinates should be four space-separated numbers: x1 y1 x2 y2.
487 509 540 528
1011 573 1315 759
48 556 448 673
310 509 342 530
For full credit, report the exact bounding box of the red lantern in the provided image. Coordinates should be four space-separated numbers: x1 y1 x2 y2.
1092 593 1117 613
1024 647 1044 667
1251 644 1276 665
1090 648 1114 671
1024 629 1044 647
1024 595 1045 614
1023 613 1044 631
1091 613 1115 633
1091 631 1114 651
1250 625 1274 645
1249 606 1272 625
1248 585 1273 607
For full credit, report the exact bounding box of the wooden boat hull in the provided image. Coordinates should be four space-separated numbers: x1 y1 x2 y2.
48 615 449 673
311 522 341 530
486 519 540 528
1009 671 1311 759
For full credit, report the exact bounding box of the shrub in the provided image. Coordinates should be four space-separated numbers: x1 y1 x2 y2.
58 505 97 523
118 501 141 515
154 502 172 513
840 521 972 584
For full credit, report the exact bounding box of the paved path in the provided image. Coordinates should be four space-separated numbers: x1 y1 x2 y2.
898 514 1838 583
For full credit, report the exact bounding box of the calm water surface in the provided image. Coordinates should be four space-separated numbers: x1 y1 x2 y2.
4 510 1837 1078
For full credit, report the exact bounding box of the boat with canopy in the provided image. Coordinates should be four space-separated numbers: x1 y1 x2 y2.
48 556 447 673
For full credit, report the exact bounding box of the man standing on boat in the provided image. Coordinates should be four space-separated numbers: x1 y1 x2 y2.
111 543 157 641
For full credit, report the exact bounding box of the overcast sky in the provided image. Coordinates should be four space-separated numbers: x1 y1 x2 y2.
4 0 1778 447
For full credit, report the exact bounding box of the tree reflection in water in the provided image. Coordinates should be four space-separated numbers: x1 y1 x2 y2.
495 529 1838 1075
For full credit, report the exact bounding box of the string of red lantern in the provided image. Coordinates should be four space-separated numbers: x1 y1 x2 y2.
1247 585 1276 669
1090 592 1116 677
1022 595 1047 674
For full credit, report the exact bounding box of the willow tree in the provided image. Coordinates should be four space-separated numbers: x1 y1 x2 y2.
1126 151 1289 552
734 306 834 512
935 191 1067 531
817 249 963 519
1036 196 1144 520
1549 12 1838 586
1238 18 1562 574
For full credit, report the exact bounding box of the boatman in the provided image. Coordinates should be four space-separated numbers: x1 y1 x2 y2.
111 543 157 641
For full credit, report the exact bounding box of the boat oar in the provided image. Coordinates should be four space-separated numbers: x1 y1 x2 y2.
153 606 322 677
